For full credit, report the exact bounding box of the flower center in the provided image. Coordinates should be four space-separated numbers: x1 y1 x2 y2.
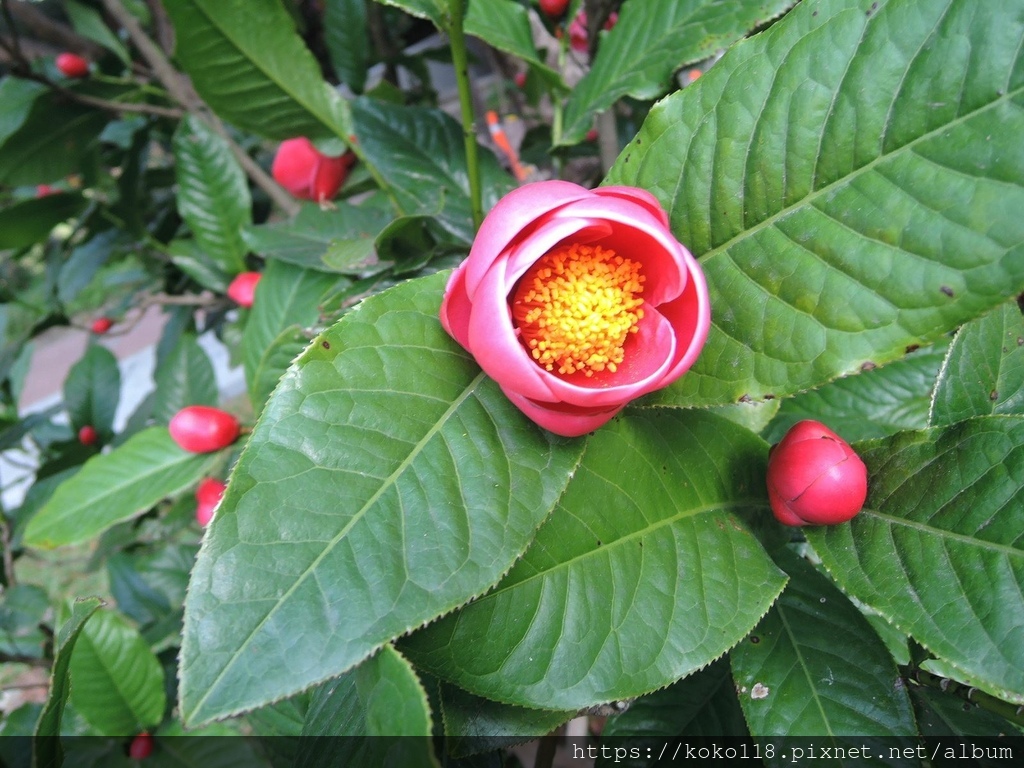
511 242 645 377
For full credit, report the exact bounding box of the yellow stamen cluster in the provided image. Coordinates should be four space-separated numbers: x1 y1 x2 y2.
511 243 645 377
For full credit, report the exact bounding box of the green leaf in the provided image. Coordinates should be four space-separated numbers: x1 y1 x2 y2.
0 193 88 249
64 0 131 64
164 0 351 140
33 596 103 768
0 91 106 185
242 201 394 273
930 301 1024 427
57 230 121 305
0 76 45 147
151 333 219 424
351 98 515 243
178 271 584 726
173 115 251 275
107 543 198 629
63 343 121 437
561 0 797 145
763 343 949 444
154 721 273 765
166 238 232 292
731 549 915 739
324 0 371 93
23 427 216 549
242 260 339 414
0 585 50 659
465 0 561 88
401 410 787 710
809 416 1024 705
375 0 446 28
69 609 166 735
298 646 437 767
608 0 1024 408
911 685 1021 738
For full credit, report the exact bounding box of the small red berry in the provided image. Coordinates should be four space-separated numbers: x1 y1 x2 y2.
195 478 227 527
128 732 153 759
55 53 90 78
585 128 599 142
271 138 355 202
514 71 527 89
766 420 868 527
91 317 113 334
78 425 98 446
36 184 57 197
168 406 240 454
226 272 262 308
539 0 570 18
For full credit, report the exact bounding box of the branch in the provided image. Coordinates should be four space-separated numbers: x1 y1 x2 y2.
0 515 16 588
5 0 105 60
15 69 183 119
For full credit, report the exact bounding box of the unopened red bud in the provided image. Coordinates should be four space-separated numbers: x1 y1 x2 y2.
226 272 261 307
169 406 240 453
56 53 90 78
539 0 570 17
78 425 98 446
91 317 113 334
766 420 867 526
128 732 153 759
271 138 355 202
195 477 227 527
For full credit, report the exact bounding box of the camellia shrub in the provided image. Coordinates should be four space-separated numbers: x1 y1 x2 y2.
1 0 1023 765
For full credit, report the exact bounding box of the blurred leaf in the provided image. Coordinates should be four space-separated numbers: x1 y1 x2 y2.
762 343 949 444
911 685 1022 738
33 596 103 766
164 0 351 140
0 584 50 659
57 230 121 305
242 201 393 273
63 343 120 438
151 333 219 424
166 238 231 292
324 0 371 93
69 609 166 735
809 416 1024 705
173 115 251 276
608 0 1024 408
297 646 437 768
0 193 88 250
402 410 787 710
107 543 198 629
64 0 131 64
0 76 45 146
152 721 273 765
561 0 797 144
179 271 584 726
930 301 1024 427
375 0 445 28
731 549 916 743
23 427 216 549
465 0 561 87
0 91 106 185
0 305 45 385
351 98 515 243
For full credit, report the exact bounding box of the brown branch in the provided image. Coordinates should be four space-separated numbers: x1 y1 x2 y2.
14 68 183 119
5 0 105 59
0 515 16 588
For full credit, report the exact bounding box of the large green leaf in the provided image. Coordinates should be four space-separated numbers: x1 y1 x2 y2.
731 549 916 742
63 343 121 438
178 271 584 726
351 98 515 243
163 0 351 140
69 609 166 735
33 597 103 768
23 427 216 549
762 343 949 444
609 0 1024 408
324 0 371 93
0 193 88 250
241 260 340 414
401 410 787 710
297 646 437 768
0 76 44 146
930 301 1024 427
172 115 251 276
64 0 131 64
561 0 797 145
150 333 219 424
809 416 1024 705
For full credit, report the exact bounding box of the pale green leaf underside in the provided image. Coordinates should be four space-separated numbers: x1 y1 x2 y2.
809 416 1024 704
610 0 1024 407
69 609 166 735
732 549 916 740
561 0 798 145
179 271 584 726
401 410 787 710
23 427 215 549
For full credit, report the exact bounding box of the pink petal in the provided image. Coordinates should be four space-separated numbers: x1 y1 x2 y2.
594 186 670 227
655 258 711 380
502 389 622 437
439 264 472 348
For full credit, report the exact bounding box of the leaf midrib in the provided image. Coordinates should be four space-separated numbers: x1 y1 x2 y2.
864 507 1024 558
185 370 488 721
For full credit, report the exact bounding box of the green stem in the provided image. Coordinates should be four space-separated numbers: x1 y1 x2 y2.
447 0 483 231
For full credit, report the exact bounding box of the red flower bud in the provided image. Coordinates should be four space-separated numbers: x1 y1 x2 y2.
78 425 98 446
128 732 153 759
169 406 240 453
36 184 57 197
56 53 90 78
195 477 227 527
91 317 113 334
766 420 868 526
271 138 355 202
514 71 527 89
226 272 262 308
539 0 570 18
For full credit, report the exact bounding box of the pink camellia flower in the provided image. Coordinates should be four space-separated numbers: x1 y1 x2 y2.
271 137 355 202
440 180 710 437
766 420 868 526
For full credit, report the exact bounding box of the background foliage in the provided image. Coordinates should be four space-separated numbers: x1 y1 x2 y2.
1 0 1023 765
